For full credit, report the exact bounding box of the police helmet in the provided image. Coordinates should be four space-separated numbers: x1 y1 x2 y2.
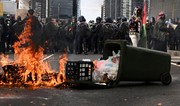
117 17 121 21
6 14 10 18
122 17 127 22
96 17 102 23
72 16 77 22
28 9 34 15
105 17 113 23
17 16 22 22
0 17 4 21
96 17 102 21
78 16 86 22
72 16 77 20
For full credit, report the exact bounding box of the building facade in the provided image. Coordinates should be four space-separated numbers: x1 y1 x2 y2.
103 0 149 20
121 0 132 19
49 0 80 19
29 0 80 19
31 0 47 18
2 0 32 19
104 0 121 20
149 0 180 21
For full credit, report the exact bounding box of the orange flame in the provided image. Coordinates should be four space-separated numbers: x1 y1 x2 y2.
0 54 11 66
0 16 68 87
57 49 68 83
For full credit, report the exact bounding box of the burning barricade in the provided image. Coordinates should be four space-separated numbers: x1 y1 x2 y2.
0 49 120 87
0 15 68 88
0 53 67 87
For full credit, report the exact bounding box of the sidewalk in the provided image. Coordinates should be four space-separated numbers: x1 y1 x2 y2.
167 50 180 57
168 50 180 65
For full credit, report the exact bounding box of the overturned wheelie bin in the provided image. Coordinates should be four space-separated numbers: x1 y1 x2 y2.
64 40 171 88
103 40 172 86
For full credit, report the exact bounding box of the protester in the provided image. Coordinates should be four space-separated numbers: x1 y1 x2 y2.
23 9 42 52
146 17 156 49
152 12 169 52
129 6 142 47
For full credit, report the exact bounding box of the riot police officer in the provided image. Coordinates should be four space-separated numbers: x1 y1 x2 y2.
75 16 89 54
118 17 131 44
0 17 8 54
116 17 122 28
91 17 102 54
66 16 77 53
97 17 118 54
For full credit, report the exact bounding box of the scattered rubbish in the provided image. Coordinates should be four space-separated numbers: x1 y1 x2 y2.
93 50 120 83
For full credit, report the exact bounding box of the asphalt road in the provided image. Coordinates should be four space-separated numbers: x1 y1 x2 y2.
0 53 180 106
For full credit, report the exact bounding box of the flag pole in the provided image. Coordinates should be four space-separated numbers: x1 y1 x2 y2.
140 0 147 48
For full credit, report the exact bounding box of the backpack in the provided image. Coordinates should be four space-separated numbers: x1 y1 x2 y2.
76 22 89 37
101 23 117 39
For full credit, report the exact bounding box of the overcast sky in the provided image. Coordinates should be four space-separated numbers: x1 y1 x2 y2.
81 0 103 22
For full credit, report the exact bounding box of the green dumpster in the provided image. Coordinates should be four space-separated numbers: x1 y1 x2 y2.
103 40 172 85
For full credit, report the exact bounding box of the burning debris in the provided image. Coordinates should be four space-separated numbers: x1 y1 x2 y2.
0 16 120 88
1 64 25 85
0 15 68 88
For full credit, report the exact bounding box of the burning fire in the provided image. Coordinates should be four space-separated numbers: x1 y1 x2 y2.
0 16 68 87
57 49 68 83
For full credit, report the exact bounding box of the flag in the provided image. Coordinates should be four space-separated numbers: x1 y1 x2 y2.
139 0 147 47
142 0 147 26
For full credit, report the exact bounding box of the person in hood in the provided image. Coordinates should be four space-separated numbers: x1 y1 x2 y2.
152 11 169 52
